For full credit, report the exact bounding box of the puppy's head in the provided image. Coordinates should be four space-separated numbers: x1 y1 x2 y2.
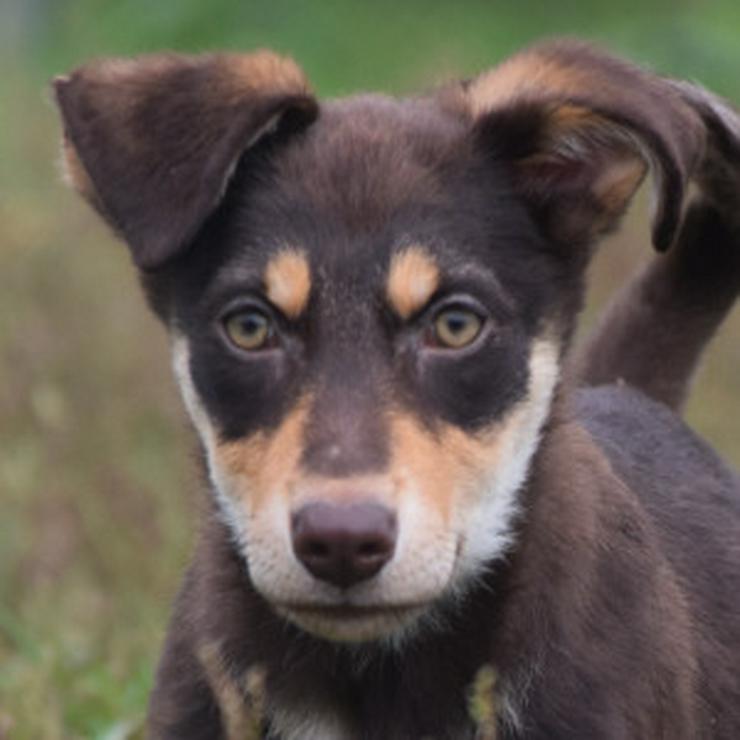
54 41 705 642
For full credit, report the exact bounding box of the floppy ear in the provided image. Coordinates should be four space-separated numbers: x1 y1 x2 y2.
455 40 706 252
667 78 740 231
53 51 318 270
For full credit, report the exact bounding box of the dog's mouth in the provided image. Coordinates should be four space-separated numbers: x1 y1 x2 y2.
275 601 430 642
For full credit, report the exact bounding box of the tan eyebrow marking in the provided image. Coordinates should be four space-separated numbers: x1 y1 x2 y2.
386 246 440 320
264 249 311 318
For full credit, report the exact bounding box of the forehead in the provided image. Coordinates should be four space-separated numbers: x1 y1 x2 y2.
185 94 551 310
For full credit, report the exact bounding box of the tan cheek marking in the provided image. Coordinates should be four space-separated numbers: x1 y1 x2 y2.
214 397 312 508
388 337 561 523
264 250 312 319
386 246 440 320
388 412 506 523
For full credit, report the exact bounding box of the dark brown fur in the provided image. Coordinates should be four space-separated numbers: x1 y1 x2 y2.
147 389 740 739
572 200 740 410
52 40 740 739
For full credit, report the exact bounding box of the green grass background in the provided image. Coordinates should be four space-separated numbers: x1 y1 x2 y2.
1 1 739 736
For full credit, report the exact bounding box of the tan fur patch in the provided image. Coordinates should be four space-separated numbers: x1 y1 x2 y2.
224 50 311 96
264 250 312 319
527 103 647 217
197 642 266 740
388 336 559 529
386 246 440 320
216 396 312 509
465 50 588 117
461 47 648 221
591 156 647 218
60 137 97 204
388 412 506 523
57 50 312 162
76 50 310 100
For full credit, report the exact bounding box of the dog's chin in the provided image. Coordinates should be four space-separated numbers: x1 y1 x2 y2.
274 602 430 643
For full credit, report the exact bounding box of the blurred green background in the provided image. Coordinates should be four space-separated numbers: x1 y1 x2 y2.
1 1 738 737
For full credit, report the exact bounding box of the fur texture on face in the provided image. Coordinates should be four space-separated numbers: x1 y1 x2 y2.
137 89 580 642
172 329 559 642
54 43 709 643
53 40 740 740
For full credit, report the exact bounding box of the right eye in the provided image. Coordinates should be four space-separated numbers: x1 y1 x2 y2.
222 309 274 351
427 307 484 349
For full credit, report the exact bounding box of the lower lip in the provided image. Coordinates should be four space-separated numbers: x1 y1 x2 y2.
279 603 425 621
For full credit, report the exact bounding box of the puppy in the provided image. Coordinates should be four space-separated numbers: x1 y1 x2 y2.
53 40 740 739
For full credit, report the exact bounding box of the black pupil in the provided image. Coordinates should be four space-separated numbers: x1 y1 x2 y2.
444 312 470 335
238 312 267 337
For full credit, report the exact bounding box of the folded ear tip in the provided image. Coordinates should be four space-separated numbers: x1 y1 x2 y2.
652 215 678 253
653 237 672 253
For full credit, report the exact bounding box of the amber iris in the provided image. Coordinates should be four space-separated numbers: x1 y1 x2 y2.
432 308 482 348
224 309 273 350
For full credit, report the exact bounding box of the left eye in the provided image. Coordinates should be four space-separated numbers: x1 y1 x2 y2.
429 308 483 349
222 309 274 351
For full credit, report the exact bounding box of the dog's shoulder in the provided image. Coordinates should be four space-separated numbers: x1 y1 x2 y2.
575 383 739 510
573 384 740 730
575 383 740 621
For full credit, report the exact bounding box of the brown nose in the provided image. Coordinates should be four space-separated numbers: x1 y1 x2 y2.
291 502 397 589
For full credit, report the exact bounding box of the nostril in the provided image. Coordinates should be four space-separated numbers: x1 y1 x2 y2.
355 535 394 567
358 540 385 558
291 501 397 589
304 540 331 559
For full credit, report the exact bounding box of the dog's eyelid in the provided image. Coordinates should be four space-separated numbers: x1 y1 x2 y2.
201 276 265 316
424 283 512 325
209 289 296 323
441 266 516 315
212 294 272 321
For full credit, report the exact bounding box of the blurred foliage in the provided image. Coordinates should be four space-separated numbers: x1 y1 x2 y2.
0 1 738 736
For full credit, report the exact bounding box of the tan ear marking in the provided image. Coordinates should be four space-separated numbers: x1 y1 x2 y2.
526 103 648 219
386 246 440 320
52 50 317 269
264 249 312 319
225 50 312 96
465 50 586 117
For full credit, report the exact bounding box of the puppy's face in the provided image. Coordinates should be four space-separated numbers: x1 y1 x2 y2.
166 97 564 641
54 43 705 642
